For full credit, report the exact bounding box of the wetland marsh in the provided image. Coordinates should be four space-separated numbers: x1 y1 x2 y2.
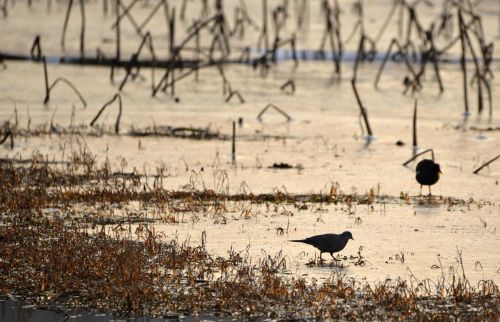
1 0 499 320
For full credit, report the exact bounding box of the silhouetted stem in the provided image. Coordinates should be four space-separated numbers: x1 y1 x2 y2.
413 98 417 149
169 7 176 96
280 80 295 94
225 90 245 103
61 0 74 50
403 148 435 166
119 32 155 91
231 121 236 163
257 103 292 122
79 0 85 58
111 0 139 30
138 0 165 32
90 93 122 134
375 0 398 43
374 38 417 89
48 78 87 107
30 35 42 61
473 153 500 174
0 128 14 149
116 0 121 62
1 0 7 17
458 10 469 114
42 56 50 103
351 80 373 137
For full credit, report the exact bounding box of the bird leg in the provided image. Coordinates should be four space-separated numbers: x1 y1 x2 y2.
428 185 432 197
419 184 422 196
330 253 341 261
319 252 324 264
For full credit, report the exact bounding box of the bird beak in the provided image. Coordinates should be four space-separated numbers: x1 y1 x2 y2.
350 237 354 240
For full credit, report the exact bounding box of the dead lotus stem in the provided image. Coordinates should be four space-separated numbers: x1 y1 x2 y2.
374 38 417 89
412 98 418 149
42 56 87 107
30 35 42 61
257 103 292 122
351 80 373 137
152 15 220 95
257 0 269 52
461 18 489 115
111 0 143 37
79 0 86 58
102 0 108 15
156 62 212 95
473 153 500 174
59 0 85 56
403 148 435 166
374 0 400 43
317 1 341 73
137 0 166 32
225 90 245 103
1 0 7 17
168 7 176 97
60 0 74 51
115 0 121 62
458 10 470 115
90 93 122 134
280 79 295 94
231 121 236 164
119 31 156 91
0 127 14 149
111 0 139 29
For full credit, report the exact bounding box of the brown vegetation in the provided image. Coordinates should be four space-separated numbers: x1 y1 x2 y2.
0 150 498 320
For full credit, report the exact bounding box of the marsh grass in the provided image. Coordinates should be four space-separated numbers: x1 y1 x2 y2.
0 149 498 320
1 215 498 320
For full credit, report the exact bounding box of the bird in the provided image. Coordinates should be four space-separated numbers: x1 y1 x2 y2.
290 231 353 261
416 159 442 196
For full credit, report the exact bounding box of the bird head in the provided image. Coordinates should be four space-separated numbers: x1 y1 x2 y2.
342 231 354 240
435 163 442 174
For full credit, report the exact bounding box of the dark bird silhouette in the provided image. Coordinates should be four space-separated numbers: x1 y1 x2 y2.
290 231 353 260
416 159 442 196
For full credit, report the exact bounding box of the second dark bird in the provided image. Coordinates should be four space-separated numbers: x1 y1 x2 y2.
416 159 442 196
290 231 353 261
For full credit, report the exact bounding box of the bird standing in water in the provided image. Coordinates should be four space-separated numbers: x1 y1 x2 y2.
290 231 353 261
416 159 442 196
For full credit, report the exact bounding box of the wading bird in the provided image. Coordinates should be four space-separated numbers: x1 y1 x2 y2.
416 159 442 196
290 231 353 261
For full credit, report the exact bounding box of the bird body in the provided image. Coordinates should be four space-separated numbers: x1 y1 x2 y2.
416 159 441 195
290 231 353 260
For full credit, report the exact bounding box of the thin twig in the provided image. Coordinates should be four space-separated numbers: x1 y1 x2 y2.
413 98 418 149
351 80 373 137
90 93 122 134
473 153 500 174
403 148 435 166
257 103 292 122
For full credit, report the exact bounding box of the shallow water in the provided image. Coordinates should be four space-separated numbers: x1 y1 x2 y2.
0 298 216 322
1 0 499 294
